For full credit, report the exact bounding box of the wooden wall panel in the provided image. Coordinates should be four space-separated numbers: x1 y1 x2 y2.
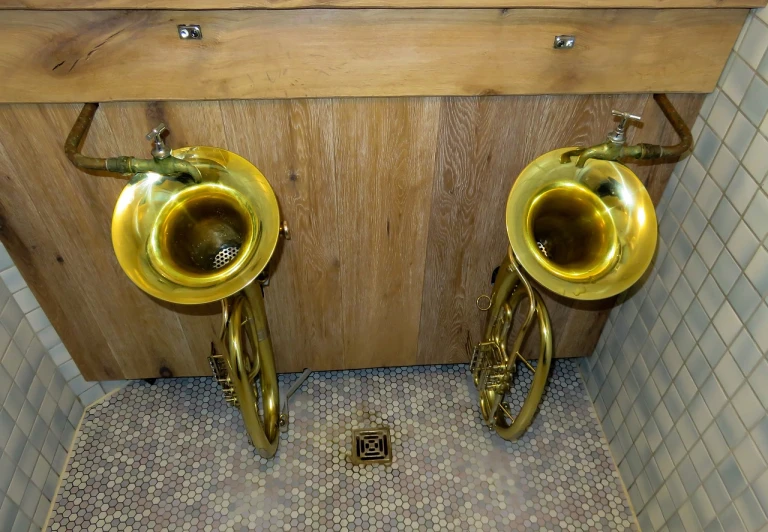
0 104 205 379
0 118 120 379
417 94 607 363
0 94 702 380
334 98 440 368
99 101 231 375
0 8 745 102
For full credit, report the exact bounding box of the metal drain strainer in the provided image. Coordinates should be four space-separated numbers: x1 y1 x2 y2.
351 428 392 465
213 245 240 270
536 240 549 258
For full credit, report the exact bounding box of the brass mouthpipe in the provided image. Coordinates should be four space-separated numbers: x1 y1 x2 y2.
64 102 201 180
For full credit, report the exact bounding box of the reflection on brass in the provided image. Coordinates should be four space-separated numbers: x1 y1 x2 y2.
65 103 298 458
470 95 688 440
560 94 693 168
507 150 656 301
468 251 553 440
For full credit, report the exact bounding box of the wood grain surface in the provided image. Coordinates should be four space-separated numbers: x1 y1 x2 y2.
0 94 702 379
416 93 704 363
2 0 763 9
334 98 440 368
219 99 345 372
0 8 745 103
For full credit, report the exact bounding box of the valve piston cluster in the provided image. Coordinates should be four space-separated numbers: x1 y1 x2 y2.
208 350 239 407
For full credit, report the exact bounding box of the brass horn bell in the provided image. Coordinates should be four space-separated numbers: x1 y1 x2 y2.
112 145 281 304
470 94 689 441
65 103 295 458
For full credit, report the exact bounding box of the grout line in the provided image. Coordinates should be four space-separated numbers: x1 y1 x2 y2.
592 239 767 525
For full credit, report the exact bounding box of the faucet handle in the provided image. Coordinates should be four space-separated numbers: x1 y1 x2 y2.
612 110 642 127
145 123 171 160
608 111 642 145
146 123 167 141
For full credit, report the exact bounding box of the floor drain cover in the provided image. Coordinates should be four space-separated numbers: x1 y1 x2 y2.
351 428 392 465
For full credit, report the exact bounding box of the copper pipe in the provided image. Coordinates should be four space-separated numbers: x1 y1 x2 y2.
64 102 201 180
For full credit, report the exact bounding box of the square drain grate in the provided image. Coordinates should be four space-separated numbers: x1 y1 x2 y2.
351 427 392 465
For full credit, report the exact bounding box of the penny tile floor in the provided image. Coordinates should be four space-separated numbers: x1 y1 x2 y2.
48 360 636 531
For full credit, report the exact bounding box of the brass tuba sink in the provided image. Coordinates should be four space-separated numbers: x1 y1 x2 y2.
65 104 300 458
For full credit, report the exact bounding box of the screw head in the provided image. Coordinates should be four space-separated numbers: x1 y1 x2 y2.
279 220 291 240
178 25 202 40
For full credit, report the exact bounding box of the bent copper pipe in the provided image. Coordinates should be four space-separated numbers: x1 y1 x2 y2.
620 94 693 161
64 102 201 180
561 93 693 167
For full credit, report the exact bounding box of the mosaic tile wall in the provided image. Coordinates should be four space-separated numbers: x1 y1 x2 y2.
0 244 126 410
50 360 636 531
0 242 86 532
0 240 130 531
582 7 768 531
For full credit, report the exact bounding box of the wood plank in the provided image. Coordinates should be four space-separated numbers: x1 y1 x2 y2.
0 8 746 103
219 99 345 373
545 93 705 359
334 98 440 368
3 0 763 9
72 101 220 378
416 94 604 363
417 93 703 364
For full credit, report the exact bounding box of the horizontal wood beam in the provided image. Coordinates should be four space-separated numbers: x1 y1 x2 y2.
0 8 746 102
2 0 765 9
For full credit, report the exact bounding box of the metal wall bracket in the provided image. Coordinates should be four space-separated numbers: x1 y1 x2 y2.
178 25 202 40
